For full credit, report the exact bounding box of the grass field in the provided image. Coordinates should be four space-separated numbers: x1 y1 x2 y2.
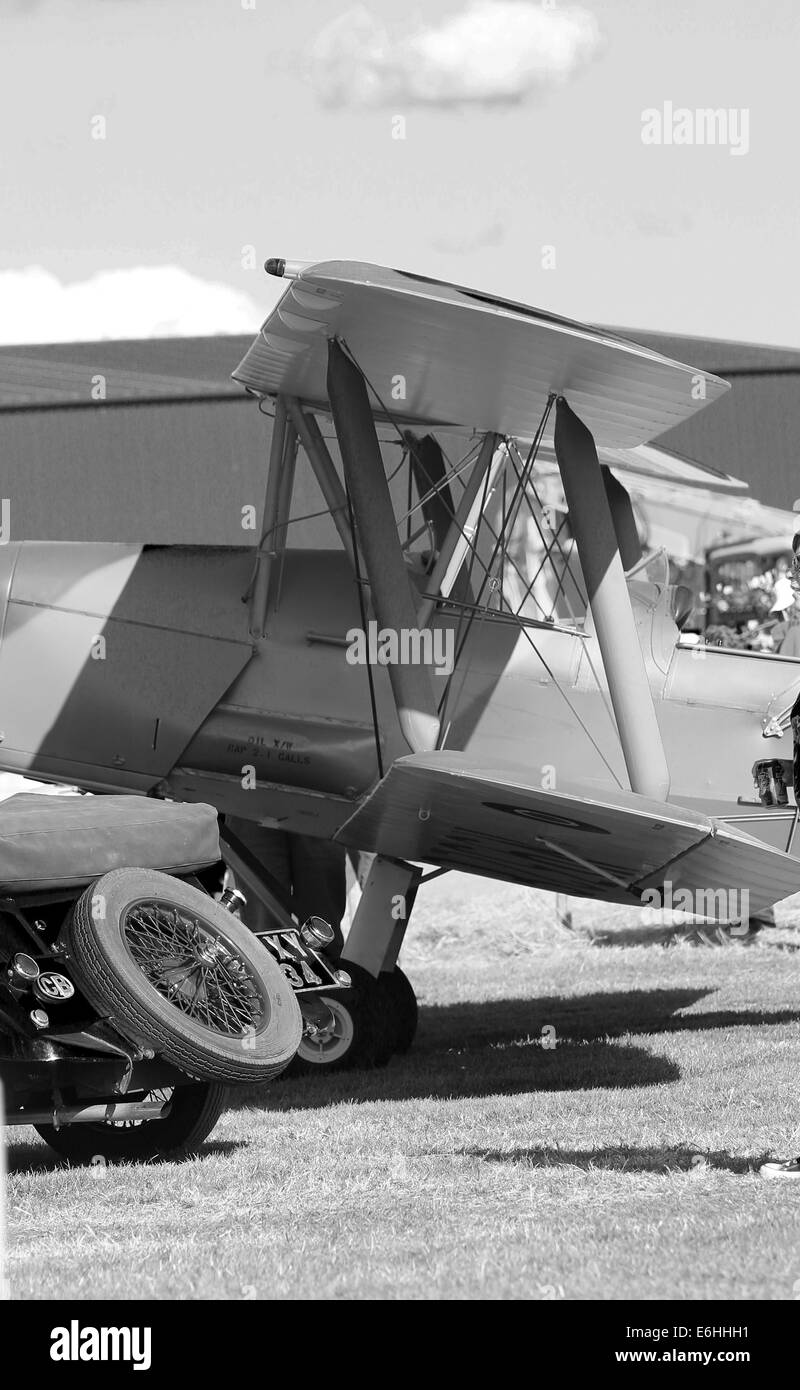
5 874 800 1301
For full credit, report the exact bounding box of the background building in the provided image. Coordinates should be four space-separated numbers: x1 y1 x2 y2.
1 329 798 546
614 330 800 509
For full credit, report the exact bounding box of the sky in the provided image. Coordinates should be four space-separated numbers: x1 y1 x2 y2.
1 0 799 347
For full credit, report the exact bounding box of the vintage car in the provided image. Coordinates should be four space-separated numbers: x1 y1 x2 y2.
0 792 348 1162
703 533 795 643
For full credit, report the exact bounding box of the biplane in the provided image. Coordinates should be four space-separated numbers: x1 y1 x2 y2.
2 256 800 1072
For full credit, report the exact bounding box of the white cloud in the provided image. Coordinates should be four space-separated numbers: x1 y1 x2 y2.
312 2 601 109
431 219 506 254
0 265 263 344
632 207 695 239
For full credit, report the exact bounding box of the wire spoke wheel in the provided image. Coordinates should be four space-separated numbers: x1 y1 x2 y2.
65 868 302 1084
123 899 266 1038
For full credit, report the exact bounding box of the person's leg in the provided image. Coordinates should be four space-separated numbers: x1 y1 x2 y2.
223 820 347 952
791 693 800 805
288 834 348 956
223 818 293 934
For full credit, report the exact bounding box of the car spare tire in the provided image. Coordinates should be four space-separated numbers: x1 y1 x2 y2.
65 868 302 1084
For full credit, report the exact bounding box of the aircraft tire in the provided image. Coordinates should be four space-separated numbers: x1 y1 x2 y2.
65 869 302 1084
34 1082 227 1164
377 967 418 1053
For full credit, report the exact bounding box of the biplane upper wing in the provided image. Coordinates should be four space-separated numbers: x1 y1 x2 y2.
233 259 729 448
334 751 800 916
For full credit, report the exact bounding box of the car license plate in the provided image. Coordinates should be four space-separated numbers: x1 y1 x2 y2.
254 928 340 993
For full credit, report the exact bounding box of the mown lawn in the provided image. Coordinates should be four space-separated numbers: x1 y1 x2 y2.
5 874 800 1300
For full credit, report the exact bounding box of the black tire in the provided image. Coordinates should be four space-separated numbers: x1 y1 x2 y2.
288 963 393 1074
378 966 418 1053
34 1082 227 1164
65 869 302 1084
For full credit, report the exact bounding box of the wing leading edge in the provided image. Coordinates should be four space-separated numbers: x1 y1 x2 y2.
334 752 800 917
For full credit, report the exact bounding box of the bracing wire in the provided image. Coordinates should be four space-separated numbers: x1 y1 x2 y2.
328 342 627 787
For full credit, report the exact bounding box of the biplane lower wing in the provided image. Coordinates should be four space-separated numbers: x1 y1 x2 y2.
334 752 800 916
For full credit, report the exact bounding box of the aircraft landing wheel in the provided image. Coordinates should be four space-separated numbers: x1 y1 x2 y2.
293 995 358 1071
288 964 393 1074
377 967 418 1053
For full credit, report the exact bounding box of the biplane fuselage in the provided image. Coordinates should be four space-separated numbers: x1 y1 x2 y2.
0 539 797 854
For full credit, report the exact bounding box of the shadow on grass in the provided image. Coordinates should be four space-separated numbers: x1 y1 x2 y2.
462 1144 772 1175
11 989 796 1163
417 988 800 1047
228 985 800 1114
231 1041 679 1113
227 988 707 1114
589 924 800 950
6 1136 247 1175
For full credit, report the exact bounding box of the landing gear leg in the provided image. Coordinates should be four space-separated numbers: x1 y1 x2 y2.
341 855 420 977
341 855 421 1062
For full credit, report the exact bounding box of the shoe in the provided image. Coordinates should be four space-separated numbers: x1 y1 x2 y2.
759 1157 800 1178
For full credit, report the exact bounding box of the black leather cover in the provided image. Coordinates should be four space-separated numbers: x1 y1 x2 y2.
0 794 220 892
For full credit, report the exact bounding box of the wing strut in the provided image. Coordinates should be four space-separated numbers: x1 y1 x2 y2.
248 396 296 639
284 397 357 568
417 429 499 628
555 397 670 801
601 466 642 571
327 338 440 754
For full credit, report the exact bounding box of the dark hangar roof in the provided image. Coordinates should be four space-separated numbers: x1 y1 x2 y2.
1 328 798 509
